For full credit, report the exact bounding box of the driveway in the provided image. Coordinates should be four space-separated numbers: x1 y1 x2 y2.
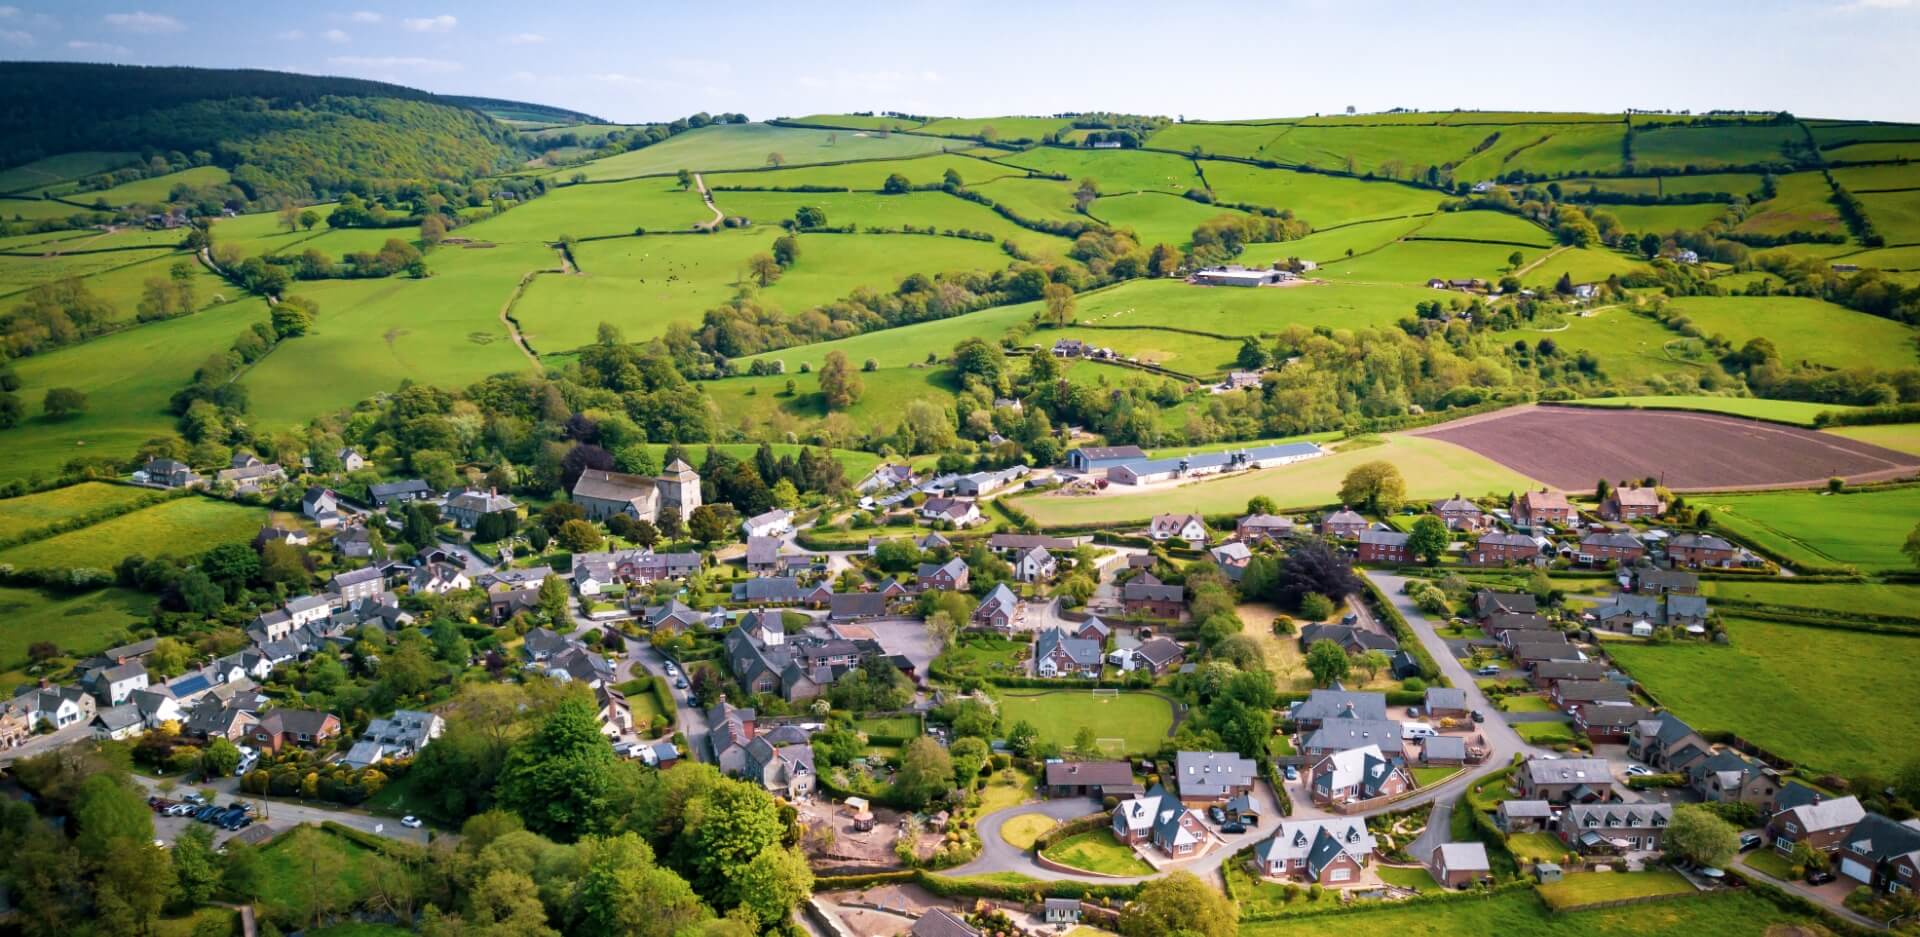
627 640 711 760
827 617 939 677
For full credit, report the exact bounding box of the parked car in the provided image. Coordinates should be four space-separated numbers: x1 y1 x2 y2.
675 678 688 689
1220 820 1247 835
1476 664 1501 676
401 816 424 829
1470 710 1485 723
1739 833 1763 852
1284 765 1299 781
182 793 206 806
195 805 222 823
1625 765 1654 778
1341 613 1358 625
1207 806 1227 824
1807 869 1836 885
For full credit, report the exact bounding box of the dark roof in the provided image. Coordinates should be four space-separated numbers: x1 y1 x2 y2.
1044 760 1134 788
912 909 981 937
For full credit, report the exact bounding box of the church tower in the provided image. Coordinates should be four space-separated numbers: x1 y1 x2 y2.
657 458 701 523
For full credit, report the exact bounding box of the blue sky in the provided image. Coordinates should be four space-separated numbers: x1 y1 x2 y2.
4 1 1920 122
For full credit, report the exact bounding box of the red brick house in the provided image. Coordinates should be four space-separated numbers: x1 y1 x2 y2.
1576 530 1646 566
1768 795 1864 856
1601 486 1665 521
1122 574 1186 619
1837 813 1920 892
247 709 341 754
1356 529 1410 563
915 557 969 592
1320 508 1367 539
1512 488 1573 528
1431 494 1487 531
1667 533 1737 568
1252 819 1376 885
1469 532 1540 566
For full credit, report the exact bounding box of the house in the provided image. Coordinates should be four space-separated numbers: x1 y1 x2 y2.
1174 750 1256 805
643 599 709 633
1034 627 1103 678
1837 813 1920 890
1420 735 1468 766
1043 898 1082 926
1044 760 1137 798
1587 591 1709 635
1209 541 1252 580
1631 565 1699 596
706 699 757 775
1296 624 1396 656
1510 637 1578 666
1769 795 1865 855
1425 687 1468 718
1512 488 1573 528
1432 842 1491 887
302 487 342 527
1300 719 1405 758
1602 486 1665 521
1320 508 1367 538
489 586 542 624
1290 689 1389 730
247 709 341 754
573 549 702 592
915 557 970 592
344 709 446 767
1066 445 1148 475
1472 590 1536 622
1577 530 1646 566
1552 681 1632 711
1072 617 1111 642
1121 573 1185 618
1470 531 1542 567
91 703 146 741
1147 513 1207 546
1310 744 1412 805
1252 818 1376 884
337 448 366 472
135 458 202 488
1667 532 1738 568
1628 712 1712 773
1356 528 1411 563
1053 338 1089 357
445 488 516 529
216 461 287 492
828 592 889 623
1517 757 1616 804
1104 442 1325 486
1128 637 1185 675
912 909 982 937
973 583 1019 630
987 533 1074 555
570 464 701 524
1013 545 1058 583
1497 800 1555 834
1686 749 1779 808
740 508 793 540
332 525 374 559
253 525 311 551
1236 514 1295 543
1556 802 1672 854
1530 659 1611 690
330 566 386 603
1110 787 1209 858
744 735 816 799
856 462 917 494
1432 494 1487 531
87 660 149 706
919 497 983 527
1571 704 1656 744
742 535 783 575
408 561 470 596
368 479 433 508
1487 612 1555 644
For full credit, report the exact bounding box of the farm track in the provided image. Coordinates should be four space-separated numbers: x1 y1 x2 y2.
694 173 724 230
497 266 550 368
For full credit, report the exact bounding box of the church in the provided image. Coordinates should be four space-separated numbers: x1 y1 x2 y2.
569 460 702 524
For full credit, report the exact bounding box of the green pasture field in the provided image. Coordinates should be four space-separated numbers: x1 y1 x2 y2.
0 496 265 570
0 229 94 253
72 166 230 207
1601 203 1728 234
1011 433 1542 527
1435 112 1618 125
1830 163 1920 191
710 189 1076 258
1608 615 1920 775
1059 278 1439 334
1824 423 1920 456
1657 172 1765 197
0 152 141 196
700 367 962 439
759 232 1021 310
993 689 1174 755
0 585 152 679
1698 580 1920 619
1241 888 1805 937
1257 124 1493 176
1408 210 1554 247
1737 171 1846 238
1809 121 1920 145
1088 192 1253 248
1826 141 1920 163
275 226 424 260
1321 238 1518 284
564 123 958 181
705 152 1017 191
1699 486 1920 573
1563 395 1857 426
1839 245 1920 269
1859 189 1920 243
1558 177 1660 197
0 197 116 223
520 122 643 143
459 179 714 243
0 482 164 542
239 243 542 430
782 114 927 132
1495 123 1631 177
1518 246 1646 289
1632 123 1804 170
0 248 171 298
515 231 758 349
998 147 1204 194
1235 216 1431 267
1516 308 1715 388
1042 326 1245 375
968 177 1085 225
916 116 1074 142
738 295 1043 372
3 296 271 483
208 205 335 254
1200 162 1445 226
1148 122 1291 161
1664 295 1918 371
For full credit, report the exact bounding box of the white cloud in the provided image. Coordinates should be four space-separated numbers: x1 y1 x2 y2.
402 14 456 32
0 28 30 45
323 28 349 43
274 28 304 40
507 32 546 44
1835 0 1915 9
349 10 382 23
103 11 182 33
328 54 461 73
68 39 131 55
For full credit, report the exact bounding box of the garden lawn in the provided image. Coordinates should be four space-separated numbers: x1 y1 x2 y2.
1039 829 1154 875
935 636 1030 681
1665 295 1918 372
1377 864 1440 892
1000 813 1057 849
853 714 921 740
1239 888 1806 937
252 826 380 924
0 482 164 542
1498 694 1558 713
1825 423 1920 457
0 585 152 679
0 497 265 570
1565 396 1860 426
1700 486 1920 572
1536 870 1696 911
977 769 1037 816
1742 848 1797 881
565 123 957 181
1506 831 1569 864
1012 434 1542 528
1607 615 1920 775
1412 766 1460 787
993 689 1175 755
1514 722 1575 745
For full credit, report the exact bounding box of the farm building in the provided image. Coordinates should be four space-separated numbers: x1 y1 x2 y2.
1191 266 1294 287
1106 442 1325 486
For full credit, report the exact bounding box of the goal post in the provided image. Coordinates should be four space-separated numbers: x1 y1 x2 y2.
1096 738 1127 756
1090 687 1120 699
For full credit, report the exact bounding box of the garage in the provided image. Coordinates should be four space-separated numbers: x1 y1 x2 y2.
1841 857 1873 883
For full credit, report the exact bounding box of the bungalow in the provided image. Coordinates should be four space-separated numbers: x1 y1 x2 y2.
1297 624 1397 656
1837 813 1920 891
1601 486 1665 521
1235 513 1295 543
1252 818 1376 884
1530 659 1612 690
1174 750 1256 806
91 704 146 741
1550 680 1632 709
1498 800 1555 834
1518 757 1617 804
1473 590 1537 622
1510 638 1579 667
920 497 983 528
1065 445 1148 475
1045 760 1137 798
1013 546 1057 583
1034 627 1103 678
973 583 1019 630
1577 530 1646 566
1469 531 1542 567
1667 532 1738 568
1356 528 1411 563
916 557 970 592
1147 513 1207 546
368 479 433 508
913 909 983 937
1432 842 1491 888
1485 612 1554 643
1309 744 1413 806
1122 573 1185 618
1432 494 1487 531
1320 508 1367 539
856 462 917 493
1769 795 1865 855
1512 488 1573 528
1420 735 1468 766
829 592 889 623
917 531 952 552
1300 719 1405 758
1425 687 1468 718
1556 802 1671 854
740 508 793 540
1290 689 1389 730
1043 898 1082 927
1128 637 1185 675
987 532 1075 555
1631 565 1699 596
1111 787 1209 858
1571 703 1656 744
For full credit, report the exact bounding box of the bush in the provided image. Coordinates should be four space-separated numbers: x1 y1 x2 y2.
1299 593 1335 620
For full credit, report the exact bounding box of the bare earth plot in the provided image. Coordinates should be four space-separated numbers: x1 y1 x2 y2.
1413 405 1920 490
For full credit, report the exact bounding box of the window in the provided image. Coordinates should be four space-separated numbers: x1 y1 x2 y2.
1330 867 1351 882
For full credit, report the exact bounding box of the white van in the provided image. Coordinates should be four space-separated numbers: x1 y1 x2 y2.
1402 722 1437 740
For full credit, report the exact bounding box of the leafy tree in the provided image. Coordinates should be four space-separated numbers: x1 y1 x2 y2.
299 208 320 231
896 737 954 807
881 173 911 194
771 234 799 267
1355 649 1390 682
1407 515 1449 565
557 518 603 553
1272 539 1360 609
676 169 694 190
1073 725 1099 756
1305 639 1350 687
1120 871 1235 937
0 392 21 429
72 773 152 860
793 205 827 229
817 350 863 411
201 736 242 778
170 823 222 906
1905 521 1920 571
732 845 814 930
41 386 86 419
1338 460 1405 513
1006 720 1040 757
1042 282 1076 326
147 636 191 678
1298 592 1336 620
688 504 739 547
765 152 786 168
498 697 625 841
1665 804 1738 868
95 837 175 936
270 295 315 337
673 778 785 907
747 253 781 288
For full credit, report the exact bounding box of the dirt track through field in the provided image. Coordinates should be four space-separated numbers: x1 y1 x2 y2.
1411 404 1920 491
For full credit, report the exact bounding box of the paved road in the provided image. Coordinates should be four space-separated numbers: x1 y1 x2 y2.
0 721 91 764
131 774 433 848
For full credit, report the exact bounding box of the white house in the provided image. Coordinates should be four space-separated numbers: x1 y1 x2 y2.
740 508 794 540
1014 545 1057 583
1147 513 1207 546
